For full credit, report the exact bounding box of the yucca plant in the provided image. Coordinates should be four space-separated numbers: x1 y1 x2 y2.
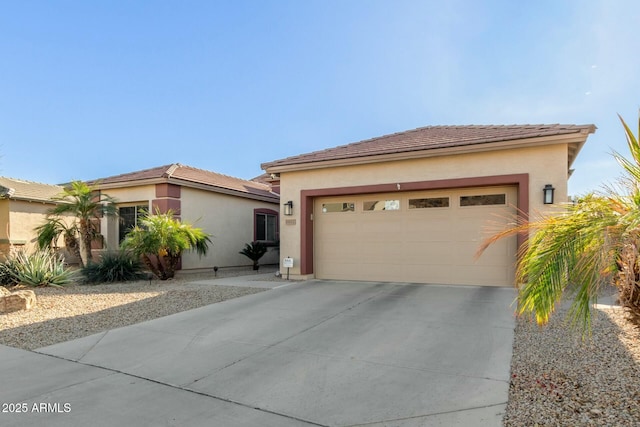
81 250 147 284
478 112 640 332
12 250 75 288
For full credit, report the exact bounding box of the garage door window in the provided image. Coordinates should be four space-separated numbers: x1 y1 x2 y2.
363 200 400 211
408 197 449 209
322 202 355 213
460 194 506 206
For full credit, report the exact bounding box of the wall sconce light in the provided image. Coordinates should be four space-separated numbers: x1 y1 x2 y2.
283 200 293 216
543 184 555 204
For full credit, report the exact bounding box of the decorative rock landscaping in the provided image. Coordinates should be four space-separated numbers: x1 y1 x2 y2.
0 286 37 313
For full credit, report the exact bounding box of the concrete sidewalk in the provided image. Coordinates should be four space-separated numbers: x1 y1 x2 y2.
0 277 516 426
186 270 299 289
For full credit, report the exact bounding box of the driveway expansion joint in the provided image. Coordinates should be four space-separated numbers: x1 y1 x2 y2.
340 401 508 426
34 351 327 427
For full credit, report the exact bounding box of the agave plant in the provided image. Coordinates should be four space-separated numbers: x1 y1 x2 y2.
11 250 75 288
478 112 640 331
0 257 21 286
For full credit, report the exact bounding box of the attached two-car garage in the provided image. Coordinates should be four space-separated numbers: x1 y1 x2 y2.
314 186 517 286
263 124 596 287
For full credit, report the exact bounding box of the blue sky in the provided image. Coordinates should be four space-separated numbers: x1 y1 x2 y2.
1 0 639 195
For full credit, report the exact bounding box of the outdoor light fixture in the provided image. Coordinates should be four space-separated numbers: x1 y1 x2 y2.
283 200 293 216
543 184 555 204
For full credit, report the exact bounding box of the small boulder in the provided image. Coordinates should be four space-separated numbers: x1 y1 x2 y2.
0 289 37 313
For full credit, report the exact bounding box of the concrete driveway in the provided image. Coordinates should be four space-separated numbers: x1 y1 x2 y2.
0 279 515 426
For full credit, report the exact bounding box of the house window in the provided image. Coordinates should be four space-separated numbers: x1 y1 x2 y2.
409 197 450 209
119 204 148 242
460 194 506 206
255 209 278 243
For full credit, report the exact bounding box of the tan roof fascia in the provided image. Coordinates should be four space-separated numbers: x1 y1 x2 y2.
264 131 593 174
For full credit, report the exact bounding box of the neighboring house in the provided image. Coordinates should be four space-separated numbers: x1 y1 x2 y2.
262 124 596 286
0 177 64 258
89 164 280 270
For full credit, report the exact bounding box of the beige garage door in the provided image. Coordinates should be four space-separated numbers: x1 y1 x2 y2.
314 186 517 286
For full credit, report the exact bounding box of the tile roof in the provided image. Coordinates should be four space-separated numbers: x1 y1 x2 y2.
0 177 63 203
261 124 596 170
90 164 278 202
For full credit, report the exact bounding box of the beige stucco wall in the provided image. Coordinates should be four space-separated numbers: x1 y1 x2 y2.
100 184 280 270
277 143 570 278
0 200 9 241
180 187 279 269
0 200 56 256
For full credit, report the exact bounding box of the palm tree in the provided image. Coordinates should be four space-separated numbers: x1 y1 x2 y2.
35 217 82 262
122 210 211 280
36 181 117 267
478 112 640 331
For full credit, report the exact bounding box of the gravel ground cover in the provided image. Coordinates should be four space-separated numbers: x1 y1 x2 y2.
1 273 638 425
504 302 640 426
0 268 275 350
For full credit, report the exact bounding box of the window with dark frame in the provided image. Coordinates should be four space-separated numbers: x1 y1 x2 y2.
119 205 148 243
255 212 278 243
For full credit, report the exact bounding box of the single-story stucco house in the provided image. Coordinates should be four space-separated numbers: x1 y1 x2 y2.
261 124 596 286
0 177 65 257
88 163 281 270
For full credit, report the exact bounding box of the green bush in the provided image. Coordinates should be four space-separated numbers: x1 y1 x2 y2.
81 250 146 284
13 250 74 288
239 241 268 270
0 257 21 287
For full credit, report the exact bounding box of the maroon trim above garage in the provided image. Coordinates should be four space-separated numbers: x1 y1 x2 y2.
299 173 529 276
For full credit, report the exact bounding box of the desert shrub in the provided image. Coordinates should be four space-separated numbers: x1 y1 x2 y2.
0 257 21 287
81 250 146 284
13 250 74 288
239 241 268 270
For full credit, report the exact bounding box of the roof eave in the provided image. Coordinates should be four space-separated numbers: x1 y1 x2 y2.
263 131 595 174
166 178 280 204
2 196 63 204
93 177 279 204
91 178 168 190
